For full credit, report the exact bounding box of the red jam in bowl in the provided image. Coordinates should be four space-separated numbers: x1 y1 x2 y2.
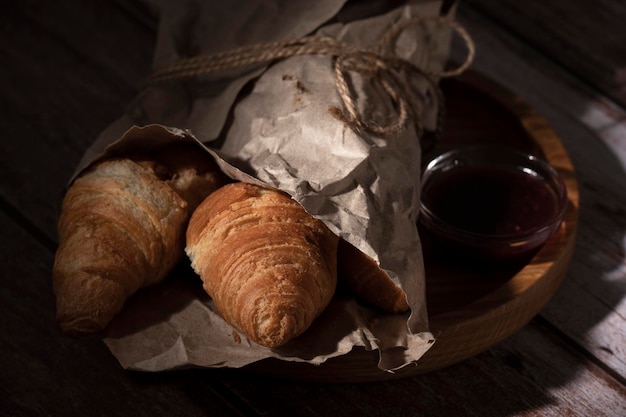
419 145 568 260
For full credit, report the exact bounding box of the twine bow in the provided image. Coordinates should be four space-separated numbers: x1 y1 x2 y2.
148 16 475 140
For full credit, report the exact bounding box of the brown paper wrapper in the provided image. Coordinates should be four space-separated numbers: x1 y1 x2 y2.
71 0 457 372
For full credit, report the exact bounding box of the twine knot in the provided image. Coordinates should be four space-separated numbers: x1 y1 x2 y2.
148 16 475 140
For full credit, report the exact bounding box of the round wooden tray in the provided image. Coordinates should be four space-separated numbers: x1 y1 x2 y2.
243 71 579 382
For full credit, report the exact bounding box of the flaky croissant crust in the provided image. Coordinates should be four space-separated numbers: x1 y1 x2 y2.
53 143 227 335
186 182 339 348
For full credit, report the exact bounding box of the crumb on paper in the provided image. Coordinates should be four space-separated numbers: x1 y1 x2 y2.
295 80 310 94
232 330 241 344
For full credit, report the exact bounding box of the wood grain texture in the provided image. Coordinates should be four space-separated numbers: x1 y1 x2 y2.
453 2 626 381
2 210 621 417
0 211 248 417
0 0 155 238
241 71 579 381
222 322 626 417
464 0 626 108
1 0 625 416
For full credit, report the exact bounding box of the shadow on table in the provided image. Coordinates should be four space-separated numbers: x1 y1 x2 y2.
123 76 626 417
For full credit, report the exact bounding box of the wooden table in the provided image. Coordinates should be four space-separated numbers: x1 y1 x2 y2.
1 0 625 415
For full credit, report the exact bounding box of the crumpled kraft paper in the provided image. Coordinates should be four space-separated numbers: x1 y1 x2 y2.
74 0 457 372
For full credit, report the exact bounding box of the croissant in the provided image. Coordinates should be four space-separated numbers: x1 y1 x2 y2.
338 239 409 313
185 182 339 348
53 142 227 335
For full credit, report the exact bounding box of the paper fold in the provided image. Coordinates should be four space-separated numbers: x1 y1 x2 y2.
76 0 460 373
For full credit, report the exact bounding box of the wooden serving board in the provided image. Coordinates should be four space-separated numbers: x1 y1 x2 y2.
242 71 580 382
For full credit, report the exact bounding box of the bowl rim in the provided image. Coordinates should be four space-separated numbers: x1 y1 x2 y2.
419 144 569 243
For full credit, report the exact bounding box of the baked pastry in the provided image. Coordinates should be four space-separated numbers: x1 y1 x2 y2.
338 239 409 313
52 142 227 335
185 182 338 348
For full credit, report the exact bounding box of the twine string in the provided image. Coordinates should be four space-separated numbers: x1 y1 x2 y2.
148 16 475 139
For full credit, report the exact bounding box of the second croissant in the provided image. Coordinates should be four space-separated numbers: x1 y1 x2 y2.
186 182 339 348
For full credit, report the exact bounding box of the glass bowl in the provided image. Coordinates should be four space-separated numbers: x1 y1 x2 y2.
419 145 568 261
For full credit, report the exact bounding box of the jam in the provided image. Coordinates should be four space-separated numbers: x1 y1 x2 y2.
422 166 560 237
419 145 568 262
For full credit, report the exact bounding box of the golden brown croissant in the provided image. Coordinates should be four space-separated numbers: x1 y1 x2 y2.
185 182 339 348
53 142 227 335
338 239 409 313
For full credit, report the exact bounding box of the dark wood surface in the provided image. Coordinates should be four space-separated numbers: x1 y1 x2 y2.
2 0 625 416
